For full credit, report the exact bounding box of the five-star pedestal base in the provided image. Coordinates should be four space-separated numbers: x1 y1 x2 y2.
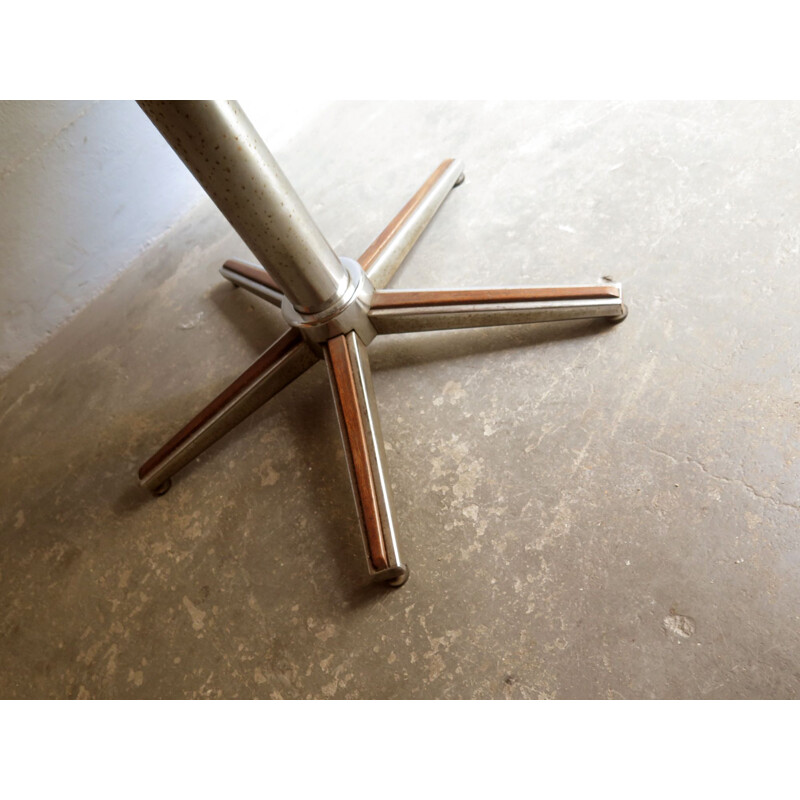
137 102 626 588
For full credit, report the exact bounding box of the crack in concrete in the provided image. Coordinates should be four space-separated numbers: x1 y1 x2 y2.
625 438 800 513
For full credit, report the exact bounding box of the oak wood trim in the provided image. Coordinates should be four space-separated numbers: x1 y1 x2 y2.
357 159 456 271
326 335 389 571
139 329 303 480
370 285 620 309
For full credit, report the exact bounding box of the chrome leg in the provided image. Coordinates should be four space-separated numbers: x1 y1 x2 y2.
220 259 284 308
358 159 465 289
324 332 408 586
138 330 319 493
368 285 626 334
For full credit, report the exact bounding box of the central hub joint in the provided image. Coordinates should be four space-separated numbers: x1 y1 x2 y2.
281 257 376 349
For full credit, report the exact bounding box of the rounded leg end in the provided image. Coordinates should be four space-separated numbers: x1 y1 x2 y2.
610 304 628 324
153 478 172 496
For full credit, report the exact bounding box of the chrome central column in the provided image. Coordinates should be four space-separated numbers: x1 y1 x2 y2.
138 100 349 314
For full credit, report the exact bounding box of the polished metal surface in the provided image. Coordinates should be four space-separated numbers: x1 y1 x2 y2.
138 331 319 492
369 290 624 334
362 159 465 289
138 101 348 314
324 332 407 586
281 258 376 348
137 104 627 586
220 263 284 308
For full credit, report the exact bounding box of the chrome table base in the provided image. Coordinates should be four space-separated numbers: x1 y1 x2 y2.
137 102 627 587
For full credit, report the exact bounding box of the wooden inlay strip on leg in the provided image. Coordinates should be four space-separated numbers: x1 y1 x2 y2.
326 335 389 571
357 159 456 271
223 258 283 294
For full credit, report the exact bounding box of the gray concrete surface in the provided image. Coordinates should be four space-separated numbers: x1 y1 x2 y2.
0 101 204 378
1 101 798 699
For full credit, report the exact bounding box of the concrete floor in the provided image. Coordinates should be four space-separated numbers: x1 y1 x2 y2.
1 101 799 699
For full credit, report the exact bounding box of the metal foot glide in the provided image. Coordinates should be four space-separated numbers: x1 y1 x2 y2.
137 101 627 588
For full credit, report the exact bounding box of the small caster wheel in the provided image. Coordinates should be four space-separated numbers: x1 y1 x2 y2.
153 478 172 496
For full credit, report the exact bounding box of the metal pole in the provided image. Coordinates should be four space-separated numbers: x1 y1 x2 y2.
138 101 349 314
